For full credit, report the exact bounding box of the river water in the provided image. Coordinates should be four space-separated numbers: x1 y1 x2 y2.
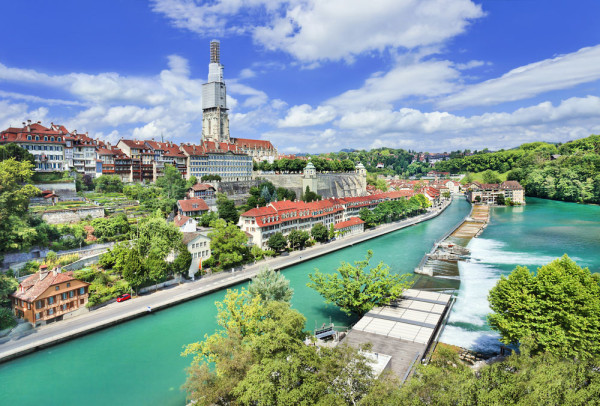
0 199 471 405
441 197 600 353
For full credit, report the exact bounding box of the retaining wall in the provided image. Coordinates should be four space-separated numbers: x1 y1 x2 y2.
259 172 366 198
41 207 105 225
32 181 77 197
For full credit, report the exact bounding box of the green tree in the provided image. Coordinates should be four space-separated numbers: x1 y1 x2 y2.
311 223 329 243
156 164 187 199
375 345 600 406
94 175 124 193
495 193 506 205
329 223 336 240
267 232 288 252
0 307 16 330
308 250 413 316
302 186 321 202
0 273 18 327
0 143 35 164
288 229 310 249
0 159 41 256
248 268 294 303
488 255 600 358
216 194 239 224
208 219 249 271
172 243 192 275
182 288 377 405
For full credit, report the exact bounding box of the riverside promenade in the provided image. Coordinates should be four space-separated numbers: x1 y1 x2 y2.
0 199 452 363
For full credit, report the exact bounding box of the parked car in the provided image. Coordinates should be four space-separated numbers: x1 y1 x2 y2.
116 294 131 303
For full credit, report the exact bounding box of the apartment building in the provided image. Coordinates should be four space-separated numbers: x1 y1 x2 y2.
0 121 68 172
11 266 90 326
180 141 252 182
72 132 102 177
466 181 525 204
238 191 411 248
230 137 278 163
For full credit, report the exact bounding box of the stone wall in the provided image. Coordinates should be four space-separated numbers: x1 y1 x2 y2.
41 207 105 225
32 181 77 198
258 173 366 199
216 179 262 205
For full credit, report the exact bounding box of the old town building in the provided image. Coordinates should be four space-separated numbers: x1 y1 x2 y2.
11 266 90 326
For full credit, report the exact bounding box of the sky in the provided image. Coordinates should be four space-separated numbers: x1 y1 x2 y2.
1 0 600 154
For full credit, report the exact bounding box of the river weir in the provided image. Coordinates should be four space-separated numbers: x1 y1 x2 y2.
414 200 490 292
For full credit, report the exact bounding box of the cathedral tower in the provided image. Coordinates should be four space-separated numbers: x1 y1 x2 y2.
201 40 230 143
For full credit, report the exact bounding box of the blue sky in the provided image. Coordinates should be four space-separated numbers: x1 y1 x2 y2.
1 0 600 153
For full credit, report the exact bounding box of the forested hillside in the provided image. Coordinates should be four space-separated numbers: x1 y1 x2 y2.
435 135 600 203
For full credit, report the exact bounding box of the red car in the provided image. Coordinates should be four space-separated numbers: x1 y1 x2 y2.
116 294 131 303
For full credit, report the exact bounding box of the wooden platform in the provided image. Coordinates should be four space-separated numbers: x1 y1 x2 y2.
342 289 452 379
451 205 489 238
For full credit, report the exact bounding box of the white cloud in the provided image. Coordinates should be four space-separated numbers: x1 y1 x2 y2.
265 95 600 153
278 104 336 127
0 55 273 141
152 0 483 63
0 100 49 131
454 60 488 70
440 45 600 109
337 96 600 135
327 59 460 110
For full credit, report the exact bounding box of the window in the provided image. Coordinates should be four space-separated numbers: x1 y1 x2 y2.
35 313 41 320
27 135 31 140
48 296 54 305
36 300 44 309
62 293 67 300
47 308 54 316
35 135 39 140
66 282 70 287
44 136 48 141
69 290 74 298
27 302 31 310
57 137 61 142
79 287 85 295
55 286 60 291
61 304 67 311
50 137 54 141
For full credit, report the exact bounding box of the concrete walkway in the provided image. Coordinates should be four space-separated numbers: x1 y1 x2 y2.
0 199 451 364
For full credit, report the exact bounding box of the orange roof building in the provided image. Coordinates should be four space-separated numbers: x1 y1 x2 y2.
10 267 90 326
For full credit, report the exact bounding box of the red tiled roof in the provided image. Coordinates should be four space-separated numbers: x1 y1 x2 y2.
11 270 88 302
334 217 365 230
500 180 523 190
190 183 215 191
179 140 246 156
231 137 276 150
177 198 209 213
174 214 193 227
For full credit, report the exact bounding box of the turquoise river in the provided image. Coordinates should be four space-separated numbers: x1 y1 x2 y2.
1 197 599 405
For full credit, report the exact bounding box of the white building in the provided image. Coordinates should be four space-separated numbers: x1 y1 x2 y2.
182 232 212 279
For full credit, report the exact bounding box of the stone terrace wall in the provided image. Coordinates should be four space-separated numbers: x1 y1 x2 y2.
216 179 263 205
32 181 77 197
41 207 105 225
259 173 366 199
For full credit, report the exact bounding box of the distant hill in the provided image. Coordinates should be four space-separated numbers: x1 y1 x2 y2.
435 135 600 204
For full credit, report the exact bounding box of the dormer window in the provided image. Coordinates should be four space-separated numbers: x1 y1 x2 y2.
57 137 61 142
27 135 31 140
50 137 54 141
44 136 48 141
35 135 39 141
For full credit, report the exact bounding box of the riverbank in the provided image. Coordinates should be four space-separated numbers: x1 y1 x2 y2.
0 199 452 364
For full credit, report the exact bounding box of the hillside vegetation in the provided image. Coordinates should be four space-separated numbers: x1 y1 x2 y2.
435 135 600 203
